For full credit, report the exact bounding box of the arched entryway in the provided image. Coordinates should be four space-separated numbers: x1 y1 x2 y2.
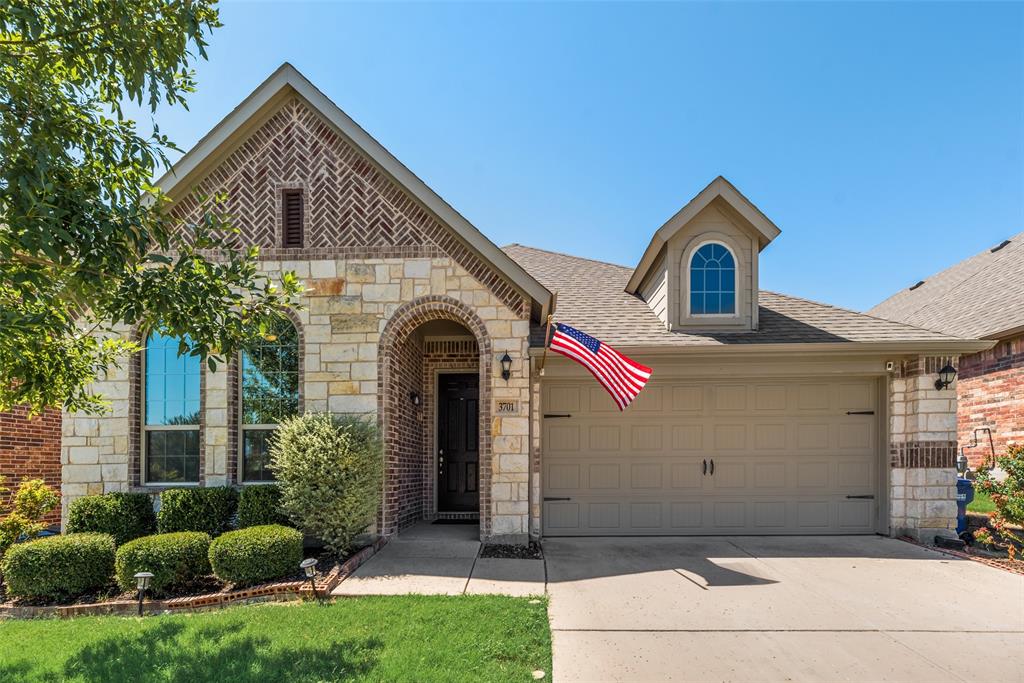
377 295 493 538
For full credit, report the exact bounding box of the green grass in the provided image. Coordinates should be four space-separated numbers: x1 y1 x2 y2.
0 595 551 682
968 491 997 514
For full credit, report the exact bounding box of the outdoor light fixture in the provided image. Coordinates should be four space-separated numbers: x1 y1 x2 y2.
134 571 154 617
499 352 513 381
409 391 421 407
300 558 320 603
935 363 957 391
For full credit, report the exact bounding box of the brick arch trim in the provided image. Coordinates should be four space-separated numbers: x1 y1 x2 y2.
227 307 306 484
377 295 493 537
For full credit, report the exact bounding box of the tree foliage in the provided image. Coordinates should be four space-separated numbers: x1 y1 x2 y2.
0 476 59 560
973 444 1024 560
0 0 302 415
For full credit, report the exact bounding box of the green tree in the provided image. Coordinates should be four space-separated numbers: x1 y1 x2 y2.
0 0 302 415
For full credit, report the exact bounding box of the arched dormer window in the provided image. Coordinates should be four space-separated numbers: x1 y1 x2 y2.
689 242 736 315
240 317 299 482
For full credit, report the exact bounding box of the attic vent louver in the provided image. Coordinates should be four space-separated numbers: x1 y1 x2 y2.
282 189 303 248
990 239 1011 253
909 280 925 291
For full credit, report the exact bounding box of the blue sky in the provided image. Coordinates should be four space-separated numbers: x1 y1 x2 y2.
140 1 1023 312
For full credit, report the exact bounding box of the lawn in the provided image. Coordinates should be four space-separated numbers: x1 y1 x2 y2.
0 595 551 682
968 491 997 514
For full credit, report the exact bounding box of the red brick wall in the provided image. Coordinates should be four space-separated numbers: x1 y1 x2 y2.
0 406 62 525
388 332 426 531
958 335 1024 467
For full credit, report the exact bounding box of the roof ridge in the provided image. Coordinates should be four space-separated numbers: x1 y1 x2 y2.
763 290 965 340
502 243 632 270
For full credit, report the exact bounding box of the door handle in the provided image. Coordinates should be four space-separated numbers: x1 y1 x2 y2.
710 459 715 476
846 494 875 499
702 459 707 475
544 497 571 502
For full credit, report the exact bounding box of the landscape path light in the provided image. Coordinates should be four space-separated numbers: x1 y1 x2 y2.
300 558 320 603
134 571 154 617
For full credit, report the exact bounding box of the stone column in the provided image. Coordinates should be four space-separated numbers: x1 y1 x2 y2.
889 355 959 541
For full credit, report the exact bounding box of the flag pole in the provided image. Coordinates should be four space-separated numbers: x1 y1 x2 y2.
538 292 557 376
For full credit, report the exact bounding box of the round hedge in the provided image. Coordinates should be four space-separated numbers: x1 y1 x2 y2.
208 524 303 587
1 533 115 602
66 492 156 545
156 486 238 536
115 531 211 596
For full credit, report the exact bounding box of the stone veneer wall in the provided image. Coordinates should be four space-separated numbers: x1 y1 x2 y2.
1 407 62 525
60 258 534 541
957 335 1024 467
889 355 959 540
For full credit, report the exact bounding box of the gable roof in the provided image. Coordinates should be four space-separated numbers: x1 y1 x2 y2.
625 176 782 294
868 232 1024 340
505 244 990 353
154 63 553 320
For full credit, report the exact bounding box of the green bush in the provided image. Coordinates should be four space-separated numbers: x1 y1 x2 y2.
271 413 382 554
1 533 115 601
238 484 289 528
66 492 156 545
115 531 211 596
974 444 1024 559
157 486 238 536
1 477 59 561
208 524 303 586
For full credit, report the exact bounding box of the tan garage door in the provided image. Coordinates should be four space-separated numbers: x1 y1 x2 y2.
542 378 880 536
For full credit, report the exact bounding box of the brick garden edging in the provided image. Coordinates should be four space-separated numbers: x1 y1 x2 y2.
0 536 388 620
899 536 1024 576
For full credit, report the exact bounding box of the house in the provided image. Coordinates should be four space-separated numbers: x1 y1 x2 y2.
869 233 1024 468
59 63 992 544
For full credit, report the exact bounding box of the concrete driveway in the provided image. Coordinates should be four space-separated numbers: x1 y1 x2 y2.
544 536 1023 682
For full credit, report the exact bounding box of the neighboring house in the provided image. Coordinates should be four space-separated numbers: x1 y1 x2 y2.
59 63 991 543
0 407 62 526
869 233 1024 468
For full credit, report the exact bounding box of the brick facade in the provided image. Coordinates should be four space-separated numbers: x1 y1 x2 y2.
889 355 959 540
0 407 62 525
957 334 1024 467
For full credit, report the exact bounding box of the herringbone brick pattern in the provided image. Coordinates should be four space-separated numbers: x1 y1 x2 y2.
170 98 528 316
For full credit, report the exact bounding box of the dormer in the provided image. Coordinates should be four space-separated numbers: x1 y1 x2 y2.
626 177 781 332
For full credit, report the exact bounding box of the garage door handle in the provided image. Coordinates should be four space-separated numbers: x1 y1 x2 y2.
702 459 707 475
709 459 715 475
846 411 875 415
544 497 571 502
846 494 875 499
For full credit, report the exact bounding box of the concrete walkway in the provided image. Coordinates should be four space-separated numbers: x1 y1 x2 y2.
545 536 1024 682
331 522 545 597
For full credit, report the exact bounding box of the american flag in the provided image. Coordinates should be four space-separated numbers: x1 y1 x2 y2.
549 323 652 410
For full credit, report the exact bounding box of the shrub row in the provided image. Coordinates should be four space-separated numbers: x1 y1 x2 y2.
1 524 303 601
64 484 289 548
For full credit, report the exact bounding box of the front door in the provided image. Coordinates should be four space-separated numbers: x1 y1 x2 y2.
437 373 480 512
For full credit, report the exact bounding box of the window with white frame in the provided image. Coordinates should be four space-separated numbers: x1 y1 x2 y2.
689 242 737 315
240 318 299 482
144 331 201 483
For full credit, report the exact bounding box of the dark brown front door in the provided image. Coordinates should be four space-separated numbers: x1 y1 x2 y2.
437 373 480 512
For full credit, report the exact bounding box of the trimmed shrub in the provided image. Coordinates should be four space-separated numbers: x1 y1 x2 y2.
66 492 156 545
157 486 238 536
238 484 289 528
208 524 303 586
115 531 212 596
1 477 60 561
271 413 382 554
1 533 115 601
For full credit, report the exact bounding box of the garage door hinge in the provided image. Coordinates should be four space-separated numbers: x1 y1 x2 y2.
845 410 875 415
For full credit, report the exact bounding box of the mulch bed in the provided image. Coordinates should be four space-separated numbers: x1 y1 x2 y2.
479 542 543 560
900 536 1024 576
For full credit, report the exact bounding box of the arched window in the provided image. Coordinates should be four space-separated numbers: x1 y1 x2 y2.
144 331 201 483
689 242 736 315
240 318 299 482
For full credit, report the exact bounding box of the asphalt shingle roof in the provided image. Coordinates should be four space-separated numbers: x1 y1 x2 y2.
867 232 1024 340
502 244 966 348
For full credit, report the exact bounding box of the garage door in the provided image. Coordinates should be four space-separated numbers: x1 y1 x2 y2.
542 378 880 535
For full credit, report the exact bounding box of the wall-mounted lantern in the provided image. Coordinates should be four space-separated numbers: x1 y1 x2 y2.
499 353 513 381
934 363 957 391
